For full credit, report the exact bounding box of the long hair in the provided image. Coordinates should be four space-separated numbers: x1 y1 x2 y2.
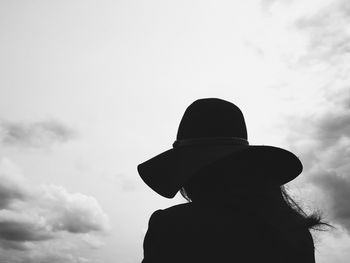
179 160 331 231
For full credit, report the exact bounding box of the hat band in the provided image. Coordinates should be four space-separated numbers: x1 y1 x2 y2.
173 137 249 148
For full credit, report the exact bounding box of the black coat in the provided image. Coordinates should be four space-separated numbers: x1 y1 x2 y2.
142 201 315 263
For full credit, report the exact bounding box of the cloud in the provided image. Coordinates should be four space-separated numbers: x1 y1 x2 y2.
38 185 110 234
313 110 350 148
0 120 76 148
286 90 350 233
0 209 54 242
270 1 350 241
113 173 138 192
0 159 31 209
295 0 350 64
0 240 34 251
0 158 110 262
260 0 293 10
0 247 93 263
311 171 350 231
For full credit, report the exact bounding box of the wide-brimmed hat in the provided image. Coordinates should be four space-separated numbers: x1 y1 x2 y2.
137 98 302 198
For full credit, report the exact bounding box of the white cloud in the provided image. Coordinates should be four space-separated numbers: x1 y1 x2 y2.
0 247 94 263
0 158 31 209
0 120 76 148
295 0 350 64
0 158 110 262
38 185 110 233
283 2 350 233
0 210 53 242
285 88 350 233
113 173 138 192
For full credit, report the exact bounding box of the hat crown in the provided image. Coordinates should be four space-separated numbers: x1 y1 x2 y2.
176 98 248 140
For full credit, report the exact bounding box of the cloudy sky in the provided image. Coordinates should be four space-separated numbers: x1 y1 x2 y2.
1 0 350 262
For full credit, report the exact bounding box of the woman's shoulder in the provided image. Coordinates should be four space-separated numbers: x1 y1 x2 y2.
150 203 195 222
151 201 253 227
146 203 196 236
154 201 234 217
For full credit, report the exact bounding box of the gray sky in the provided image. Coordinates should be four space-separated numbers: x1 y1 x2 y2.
1 0 350 262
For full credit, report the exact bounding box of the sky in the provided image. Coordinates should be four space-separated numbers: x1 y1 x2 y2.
0 0 350 262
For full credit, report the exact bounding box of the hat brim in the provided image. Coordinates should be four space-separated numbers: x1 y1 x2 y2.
137 145 302 198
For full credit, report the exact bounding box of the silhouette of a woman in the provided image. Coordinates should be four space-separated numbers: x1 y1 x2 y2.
138 98 326 263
